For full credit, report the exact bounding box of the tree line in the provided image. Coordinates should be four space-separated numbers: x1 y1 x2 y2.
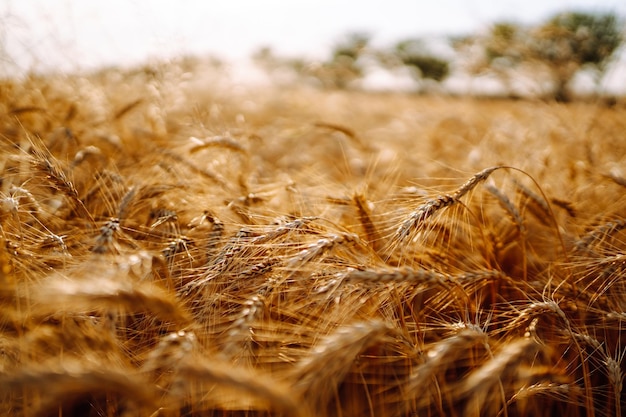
253 10 623 101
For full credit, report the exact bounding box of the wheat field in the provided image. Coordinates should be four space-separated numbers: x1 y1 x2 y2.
1 60 625 417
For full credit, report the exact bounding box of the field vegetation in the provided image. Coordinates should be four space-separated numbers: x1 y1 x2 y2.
1 29 626 417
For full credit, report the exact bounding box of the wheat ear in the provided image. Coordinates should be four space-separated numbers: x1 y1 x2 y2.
291 320 391 411
175 356 307 417
31 146 94 223
575 219 626 252
0 360 156 412
33 267 192 325
458 338 538 416
393 327 488 416
394 166 502 242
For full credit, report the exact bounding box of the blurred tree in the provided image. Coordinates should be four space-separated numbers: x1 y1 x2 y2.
394 39 450 83
530 12 622 100
468 11 623 101
372 38 451 93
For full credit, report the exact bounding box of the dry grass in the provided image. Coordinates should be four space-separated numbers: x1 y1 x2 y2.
1 59 625 416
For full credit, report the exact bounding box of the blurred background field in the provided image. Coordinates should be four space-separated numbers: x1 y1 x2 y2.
1 0 625 99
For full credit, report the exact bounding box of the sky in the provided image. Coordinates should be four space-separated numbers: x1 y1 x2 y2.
1 0 625 76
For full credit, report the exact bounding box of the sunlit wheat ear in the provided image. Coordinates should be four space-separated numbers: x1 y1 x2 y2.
30 257 192 325
458 338 539 417
30 145 94 223
91 186 140 254
285 232 360 270
181 228 253 294
188 135 248 154
340 266 447 286
291 320 391 413
249 216 317 244
392 166 503 244
511 300 571 332
7 185 45 221
172 356 306 417
0 359 156 415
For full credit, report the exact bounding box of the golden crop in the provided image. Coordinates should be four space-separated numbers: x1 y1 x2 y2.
1 60 625 416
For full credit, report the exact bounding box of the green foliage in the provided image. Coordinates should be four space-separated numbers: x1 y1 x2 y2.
532 11 622 68
475 11 623 100
485 22 523 62
394 39 450 82
331 33 370 62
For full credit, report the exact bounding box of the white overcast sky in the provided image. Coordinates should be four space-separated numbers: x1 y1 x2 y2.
1 0 625 75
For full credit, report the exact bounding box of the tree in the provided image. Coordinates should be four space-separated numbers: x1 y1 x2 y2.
394 39 450 83
529 12 622 100
472 11 623 101
373 38 450 93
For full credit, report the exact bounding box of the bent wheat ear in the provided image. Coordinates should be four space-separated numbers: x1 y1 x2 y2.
285 232 359 269
31 265 192 325
512 382 584 407
175 356 306 417
394 166 503 243
250 216 317 244
0 360 156 412
453 166 503 200
394 194 456 242
189 135 247 154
